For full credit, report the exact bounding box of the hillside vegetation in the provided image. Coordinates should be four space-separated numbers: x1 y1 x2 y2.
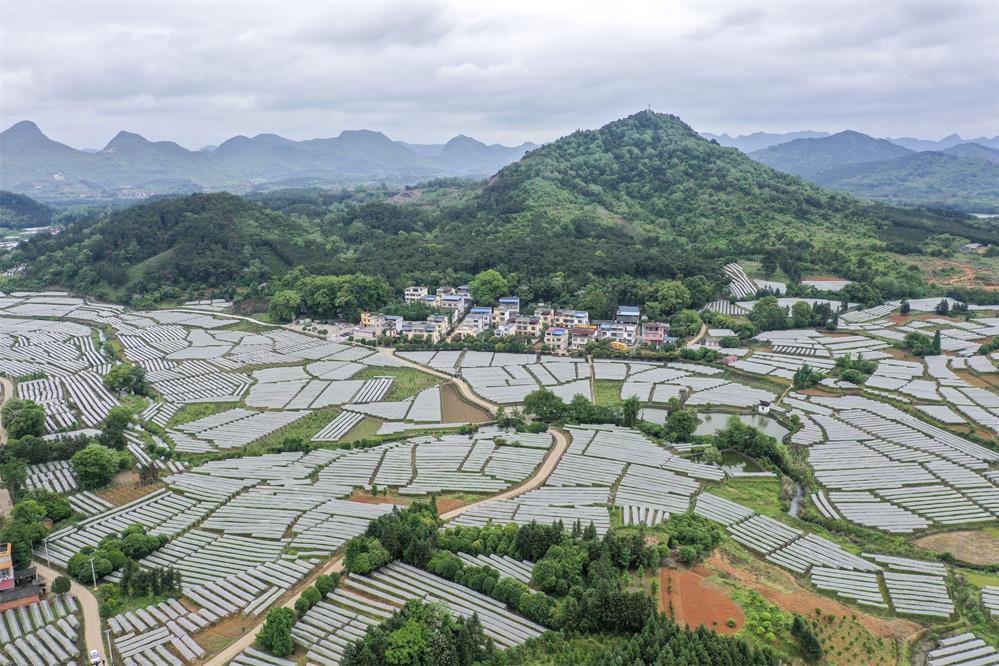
750 131 999 212
5 111 997 309
0 190 53 228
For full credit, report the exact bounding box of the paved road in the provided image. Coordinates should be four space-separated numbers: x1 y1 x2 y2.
34 560 106 660
375 346 496 416
203 428 570 665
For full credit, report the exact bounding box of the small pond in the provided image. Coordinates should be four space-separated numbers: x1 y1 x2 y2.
693 412 789 440
719 450 765 475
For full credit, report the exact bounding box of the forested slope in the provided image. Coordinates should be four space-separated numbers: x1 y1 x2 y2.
6 111 996 308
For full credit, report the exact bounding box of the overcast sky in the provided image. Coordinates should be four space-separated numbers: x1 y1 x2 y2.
1 1 997 149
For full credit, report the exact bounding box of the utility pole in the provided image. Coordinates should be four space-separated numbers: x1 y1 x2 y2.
43 539 50 566
89 557 97 588
103 627 115 665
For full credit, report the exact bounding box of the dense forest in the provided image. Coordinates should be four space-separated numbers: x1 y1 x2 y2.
0 190 53 228
5 111 997 310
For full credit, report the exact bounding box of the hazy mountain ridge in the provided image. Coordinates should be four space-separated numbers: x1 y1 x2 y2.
748 131 999 212
8 111 994 305
0 121 538 199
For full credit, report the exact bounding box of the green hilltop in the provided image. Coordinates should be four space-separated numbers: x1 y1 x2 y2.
6 111 997 308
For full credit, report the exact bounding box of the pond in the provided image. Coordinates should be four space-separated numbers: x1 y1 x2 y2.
719 450 765 475
693 412 789 440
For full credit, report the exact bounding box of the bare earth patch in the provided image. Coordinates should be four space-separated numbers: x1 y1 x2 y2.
97 479 164 506
349 489 409 506
706 550 919 642
914 529 999 565
661 567 744 635
441 382 491 423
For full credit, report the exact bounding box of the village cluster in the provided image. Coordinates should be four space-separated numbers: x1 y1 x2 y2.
344 285 675 350
0 274 997 664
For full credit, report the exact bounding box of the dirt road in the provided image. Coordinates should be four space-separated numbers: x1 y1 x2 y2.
203 428 570 665
375 346 496 416
34 560 106 660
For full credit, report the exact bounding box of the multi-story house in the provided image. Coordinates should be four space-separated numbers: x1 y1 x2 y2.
404 286 428 304
543 327 569 354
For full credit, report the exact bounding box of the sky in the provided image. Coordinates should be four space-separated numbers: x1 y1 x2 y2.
1 1 998 150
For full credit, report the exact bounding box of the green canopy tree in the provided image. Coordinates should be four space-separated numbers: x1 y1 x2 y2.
2 399 46 440
71 443 119 490
469 269 510 306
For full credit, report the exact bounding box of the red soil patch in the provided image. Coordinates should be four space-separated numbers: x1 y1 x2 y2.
349 490 408 506
436 498 467 514
660 568 744 635
705 551 919 642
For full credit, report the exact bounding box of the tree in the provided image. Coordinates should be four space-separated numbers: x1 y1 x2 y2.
933 329 942 355
2 399 46 440
468 269 510 306
900 299 911 315
344 536 392 574
101 406 132 450
668 309 702 338
52 576 71 594
258 607 296 657
71 444 119 490
522 389 566 423
268 290 302 323
792 363 822 390
936 298 950 316
645 280 691 320
621 396 641 427
666 408 698 441
790 300 813 328
0 459 27 498
791 615 823 663
749 296 788 331
104 362 147 395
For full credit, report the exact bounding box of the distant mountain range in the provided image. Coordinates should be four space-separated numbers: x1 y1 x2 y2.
0 121 538 200
702 130 999 153
748 131 999 212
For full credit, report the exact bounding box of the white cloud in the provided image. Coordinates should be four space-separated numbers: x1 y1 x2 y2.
0 0 996 148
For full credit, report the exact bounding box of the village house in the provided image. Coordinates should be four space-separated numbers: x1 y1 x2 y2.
544 326 569 354
497 296 521 315
439 293 472 314
641 322 669 346
553 309 590 328
959 242 985 254
597 321 638 346
515 315 543 339
404 286 428 304
533 305 554 329
615 305 641 325
570 325 598 351
455 306 492 336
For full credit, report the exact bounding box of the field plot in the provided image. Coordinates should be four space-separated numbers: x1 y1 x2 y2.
778 390 999 534
453 425 721 535
292 562 547 662
0 593 81 665
926 632 998 666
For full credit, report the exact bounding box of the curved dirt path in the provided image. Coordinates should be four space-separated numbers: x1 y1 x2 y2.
685 323 709 348
375 346 496 416
203 428 570 665
34 560 106 659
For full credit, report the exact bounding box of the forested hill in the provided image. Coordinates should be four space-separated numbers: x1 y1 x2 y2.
5 111 997 308
749 130 999 212
0 190 53 228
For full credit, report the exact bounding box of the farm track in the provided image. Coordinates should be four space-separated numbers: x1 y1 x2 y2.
203 428 570 665
33 560 106 660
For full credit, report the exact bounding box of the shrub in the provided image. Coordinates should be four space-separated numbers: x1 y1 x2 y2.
52 576 71 594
